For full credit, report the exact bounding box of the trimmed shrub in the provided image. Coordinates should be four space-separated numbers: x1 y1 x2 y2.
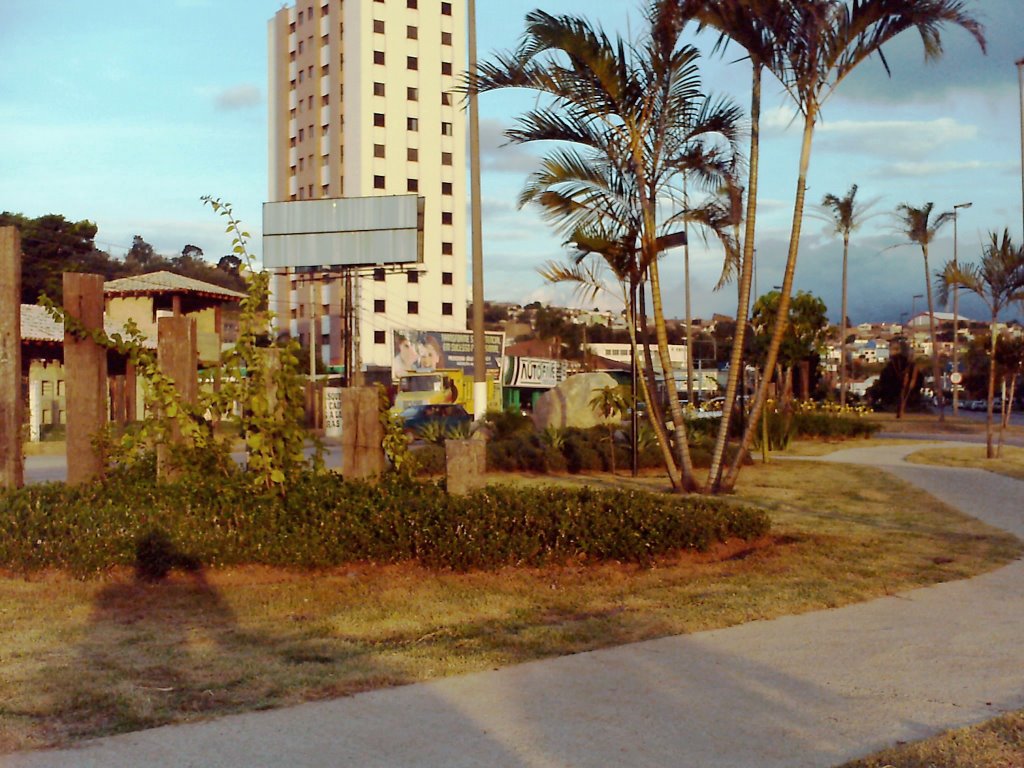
0 474 769 575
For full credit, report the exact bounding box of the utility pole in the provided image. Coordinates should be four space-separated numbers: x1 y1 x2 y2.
951 201 972 416
468 0 487 420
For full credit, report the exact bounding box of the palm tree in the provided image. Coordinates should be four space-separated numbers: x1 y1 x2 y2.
895 202 955 422
816 183 878 407
677 0 789 492
471 2 742 492
590 384 631 475
717 0 985 492
938 230 1024 457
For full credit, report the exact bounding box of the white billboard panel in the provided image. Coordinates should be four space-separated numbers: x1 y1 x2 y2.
262 195 424 269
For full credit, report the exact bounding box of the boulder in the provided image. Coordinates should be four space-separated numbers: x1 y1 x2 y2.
532 372 621 431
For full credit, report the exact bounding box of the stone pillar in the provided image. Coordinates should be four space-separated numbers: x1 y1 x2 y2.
0 227 23 488
340 386 385 479
64 272 107 485
157 315 198 480
445 439 486 495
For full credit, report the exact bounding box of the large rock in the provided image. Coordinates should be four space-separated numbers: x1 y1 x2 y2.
532 372 621 431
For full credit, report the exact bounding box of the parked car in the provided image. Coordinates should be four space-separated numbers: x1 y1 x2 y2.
398 403 471 436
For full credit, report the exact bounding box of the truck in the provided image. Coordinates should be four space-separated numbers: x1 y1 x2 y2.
391 368 502 413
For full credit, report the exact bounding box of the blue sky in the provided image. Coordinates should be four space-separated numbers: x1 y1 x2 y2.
1 0 1021 324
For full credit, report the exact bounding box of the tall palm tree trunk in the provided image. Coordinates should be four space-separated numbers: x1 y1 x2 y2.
635 284 684 490
706 64 762 493
650 254 698 490
986 317 998 458
839 232 850 407
922 246 945 423
722 109 816 492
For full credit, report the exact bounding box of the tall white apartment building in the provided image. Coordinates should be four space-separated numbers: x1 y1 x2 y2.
267 0 467 379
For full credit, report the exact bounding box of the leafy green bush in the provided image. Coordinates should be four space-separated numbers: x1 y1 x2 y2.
482 408 534 441
0 473 769 574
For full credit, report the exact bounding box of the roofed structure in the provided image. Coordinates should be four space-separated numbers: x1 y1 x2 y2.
103 270 245 302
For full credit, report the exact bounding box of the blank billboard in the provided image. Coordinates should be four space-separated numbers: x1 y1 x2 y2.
262 195 424 269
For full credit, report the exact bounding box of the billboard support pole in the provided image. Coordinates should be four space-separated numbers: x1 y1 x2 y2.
468 0 487 421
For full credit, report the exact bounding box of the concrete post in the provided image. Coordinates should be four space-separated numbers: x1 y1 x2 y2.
63 272 107 485
445 439 486 495
0 227 24 488
340 386 385 479
157 315 198 480
29 379 42 442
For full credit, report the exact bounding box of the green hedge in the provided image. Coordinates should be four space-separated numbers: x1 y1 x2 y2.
0 471 769 575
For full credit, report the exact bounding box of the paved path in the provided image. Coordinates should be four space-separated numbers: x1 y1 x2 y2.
4 443 1023 768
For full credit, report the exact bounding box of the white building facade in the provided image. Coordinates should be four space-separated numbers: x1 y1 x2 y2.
268 0 467 378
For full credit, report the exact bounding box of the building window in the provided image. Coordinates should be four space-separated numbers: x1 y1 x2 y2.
441 92 452 106
407 86 418 101
442 271 453 285
441 242 453 255
441 62 452 76
407 56 418 71
442 302 453 316
373 81 386 96
407 301 419 315
441 181 453 195
407 147 418 161
298 40 304 54
373 50 385 65
299 157 304 171
374 330 386 344
441 121 452 136
441 1 452 15
442 151 452 166
374 175 385 189
407 25 417 39
298 128 304 141
373 19 384 33
374 299 386 313
408 271 419 283
407 0 417 7
321 94 329 106
374 144 385 158
374 267 386 281
373 113 385 127
441 211 453 225
442 31 452 46
407 117 418 131
407 178 419 192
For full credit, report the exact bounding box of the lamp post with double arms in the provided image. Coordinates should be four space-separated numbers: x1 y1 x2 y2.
952 201 972 416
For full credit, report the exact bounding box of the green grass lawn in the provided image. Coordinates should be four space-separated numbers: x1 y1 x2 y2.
0 455 1019 753
905 444 1024 481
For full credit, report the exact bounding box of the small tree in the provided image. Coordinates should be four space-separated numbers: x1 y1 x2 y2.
589 385 629 476
939 230 1024 458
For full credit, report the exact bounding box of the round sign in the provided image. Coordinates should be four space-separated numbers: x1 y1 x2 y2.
950 372 963 385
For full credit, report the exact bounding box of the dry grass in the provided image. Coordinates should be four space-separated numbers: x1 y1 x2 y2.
839 710 1024 768
905 444 1024 481
0 459 1019 754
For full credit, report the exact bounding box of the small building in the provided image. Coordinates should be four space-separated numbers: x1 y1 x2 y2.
103 271 245 364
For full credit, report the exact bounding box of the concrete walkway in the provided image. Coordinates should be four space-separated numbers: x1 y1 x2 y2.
4 443 1023 768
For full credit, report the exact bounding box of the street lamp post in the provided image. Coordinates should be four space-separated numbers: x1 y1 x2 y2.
1017 57 1024 238
951 201 972 416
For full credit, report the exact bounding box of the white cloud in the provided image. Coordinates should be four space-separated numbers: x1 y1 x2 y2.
214 84 261 110
817 118 976 159
871 159 1011 179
